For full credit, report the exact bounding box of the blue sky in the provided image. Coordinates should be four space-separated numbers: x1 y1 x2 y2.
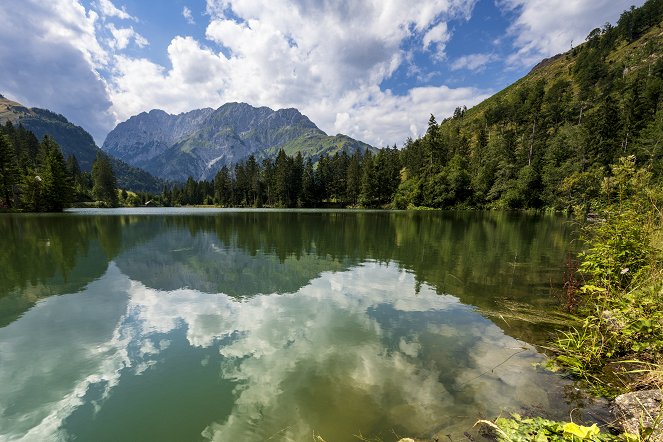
0 0 646 147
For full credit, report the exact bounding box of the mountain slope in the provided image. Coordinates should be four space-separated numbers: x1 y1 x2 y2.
0 95 164 192
103 103 375 182
394 0 663 210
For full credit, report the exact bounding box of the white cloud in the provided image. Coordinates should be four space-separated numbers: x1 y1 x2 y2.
451 52 498 71
423 21 451 58
106 23 148 50
499 0 647 67
104 0 485 147
1 0 488 148
108 37 231 122
98 0 136 21
0 0 114 143
183 6 195 24
330 85 490 147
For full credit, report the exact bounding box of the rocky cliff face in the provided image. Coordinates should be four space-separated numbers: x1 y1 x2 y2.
103 108 215 165
102 103 373 182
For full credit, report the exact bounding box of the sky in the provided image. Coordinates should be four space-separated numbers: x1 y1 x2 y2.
0 0 646 147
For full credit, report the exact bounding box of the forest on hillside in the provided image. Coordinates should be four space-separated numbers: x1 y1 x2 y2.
0 122 119 211
164 0 663 212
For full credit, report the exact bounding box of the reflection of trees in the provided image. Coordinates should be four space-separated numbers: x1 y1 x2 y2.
124 211 570 303
1 211 571 341
0 214 158 326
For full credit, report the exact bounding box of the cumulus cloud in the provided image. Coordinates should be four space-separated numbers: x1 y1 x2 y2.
423 21 451 59
499 0 647 66
104 0 486 146
97 0 136 21
108 37 231 121
451 52 498 71
1 0 648 149
330 85 490 147
0 0 114 143
183 6 195 24
0 0 488 147
106 23 148 50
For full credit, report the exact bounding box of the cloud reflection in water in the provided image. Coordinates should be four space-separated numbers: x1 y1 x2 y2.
0 261 563 441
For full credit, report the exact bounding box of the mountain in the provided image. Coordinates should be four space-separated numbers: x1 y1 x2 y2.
103 103 375 182
392 0 663 210
0 95 164 192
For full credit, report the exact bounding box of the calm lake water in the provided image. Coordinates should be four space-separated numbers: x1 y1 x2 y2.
0 209 596 441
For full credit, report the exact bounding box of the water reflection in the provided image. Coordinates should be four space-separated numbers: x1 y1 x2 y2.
0 210 579 441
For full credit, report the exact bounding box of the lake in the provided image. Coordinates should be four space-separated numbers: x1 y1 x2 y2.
0 209 599 441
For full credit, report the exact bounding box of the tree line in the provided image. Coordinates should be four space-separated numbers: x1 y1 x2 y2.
0 122 119 211
162 148 401 208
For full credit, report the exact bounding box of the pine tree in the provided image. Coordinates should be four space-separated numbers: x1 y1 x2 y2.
0 134 18 208
39 136 72 211
214 166 232 206
346 151 362 206
274 149 291 206
92 151 118 207
300 158 316 207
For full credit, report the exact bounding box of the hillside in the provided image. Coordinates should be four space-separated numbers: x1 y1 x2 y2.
394 0 663 210
0 95 164 192
103 103 375 182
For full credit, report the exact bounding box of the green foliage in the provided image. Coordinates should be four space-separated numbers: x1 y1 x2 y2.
92 152 118 207
39 136 72 211
390 0 663 211
485 414 636 441
579 211 651 289
0 124 77 212
173 147 396 208
0 134 18 208
554 155 663 393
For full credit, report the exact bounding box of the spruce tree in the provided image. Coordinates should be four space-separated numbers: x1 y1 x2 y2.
92 151 118 207
39 136 72 211
0 134 18 208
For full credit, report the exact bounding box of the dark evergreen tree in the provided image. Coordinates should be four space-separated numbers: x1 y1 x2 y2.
345 151 362 206
39 136 72 211
92 151 118 207
214 166 232 206
0 134 18 208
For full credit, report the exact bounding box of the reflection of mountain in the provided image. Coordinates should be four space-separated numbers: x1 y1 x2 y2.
114 228 350 296
0 210 572 337
111 211 572 314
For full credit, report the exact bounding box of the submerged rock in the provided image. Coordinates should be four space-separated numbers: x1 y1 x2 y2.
612 389 663 441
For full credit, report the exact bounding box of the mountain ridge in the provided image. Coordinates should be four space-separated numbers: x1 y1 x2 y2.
103 102 375 182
